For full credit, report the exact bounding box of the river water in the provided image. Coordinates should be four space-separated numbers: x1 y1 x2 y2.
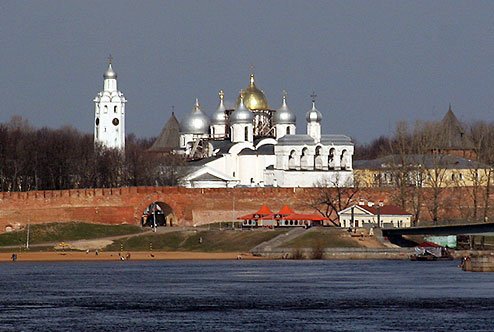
0 260 493 331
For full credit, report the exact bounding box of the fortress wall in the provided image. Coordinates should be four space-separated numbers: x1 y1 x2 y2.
0 186 485 233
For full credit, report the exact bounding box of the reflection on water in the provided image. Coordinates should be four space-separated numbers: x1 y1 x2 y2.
0 260 493 331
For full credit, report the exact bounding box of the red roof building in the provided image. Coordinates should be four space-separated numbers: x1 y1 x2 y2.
238 205 328 228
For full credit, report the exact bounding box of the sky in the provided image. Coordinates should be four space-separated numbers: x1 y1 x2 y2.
1 1 494 144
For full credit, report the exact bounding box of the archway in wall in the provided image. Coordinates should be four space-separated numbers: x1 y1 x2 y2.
141 201 176 228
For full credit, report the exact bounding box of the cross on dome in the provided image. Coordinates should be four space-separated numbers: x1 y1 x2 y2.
310 91 317 103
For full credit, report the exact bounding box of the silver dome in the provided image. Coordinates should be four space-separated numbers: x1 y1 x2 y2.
306 100 322 123
211 90 228 125
230 92 253 124
180 98 210 134
104 63 117 79
273 93 296 124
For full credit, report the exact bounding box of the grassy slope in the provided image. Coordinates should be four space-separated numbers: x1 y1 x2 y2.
0 222 143 246
105 229 288 252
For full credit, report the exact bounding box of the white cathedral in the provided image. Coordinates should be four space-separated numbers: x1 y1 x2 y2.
93 59 354 188
150 72 355 188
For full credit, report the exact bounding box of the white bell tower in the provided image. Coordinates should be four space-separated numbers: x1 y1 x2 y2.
94 56 126 150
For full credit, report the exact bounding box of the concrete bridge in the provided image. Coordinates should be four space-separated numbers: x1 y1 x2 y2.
382 222 494 237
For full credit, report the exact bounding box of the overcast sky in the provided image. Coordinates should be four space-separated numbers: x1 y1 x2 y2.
1 1 493 143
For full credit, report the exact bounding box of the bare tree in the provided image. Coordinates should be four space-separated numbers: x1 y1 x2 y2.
308 173 360 226
387 121 413 209
471 121 494 222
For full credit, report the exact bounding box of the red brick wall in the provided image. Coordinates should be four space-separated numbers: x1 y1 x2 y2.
0 186 490 233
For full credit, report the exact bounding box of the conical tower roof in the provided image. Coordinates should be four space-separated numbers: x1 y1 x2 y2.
148 112 180 152
439 104 474 149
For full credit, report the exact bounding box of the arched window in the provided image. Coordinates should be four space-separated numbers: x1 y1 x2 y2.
328 148 335 169
286 127 291 135
244 126 249 141
300 147 310 170
340 150 348 169
114 106 118 113
314 146 323 170
288 150 297 169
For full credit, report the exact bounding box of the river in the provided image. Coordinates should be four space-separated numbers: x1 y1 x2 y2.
0 260 492 331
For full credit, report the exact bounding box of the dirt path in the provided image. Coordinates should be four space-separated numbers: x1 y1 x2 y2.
0 228 157 250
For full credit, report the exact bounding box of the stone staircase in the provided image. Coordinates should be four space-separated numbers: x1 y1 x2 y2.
250 227 307 255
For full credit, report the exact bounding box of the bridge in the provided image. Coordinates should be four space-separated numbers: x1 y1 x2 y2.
382 222 494 237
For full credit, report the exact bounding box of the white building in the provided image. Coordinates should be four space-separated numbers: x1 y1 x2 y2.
152 72 354 188
338 203 412 228
93 57 126 150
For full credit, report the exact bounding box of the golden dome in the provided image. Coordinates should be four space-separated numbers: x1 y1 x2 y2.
236 73 269 110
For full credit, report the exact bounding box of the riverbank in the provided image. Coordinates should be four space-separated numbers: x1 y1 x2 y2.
0 251 262 262
1 248 420 262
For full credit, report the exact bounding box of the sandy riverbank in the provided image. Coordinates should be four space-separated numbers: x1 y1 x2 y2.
0 251 262 262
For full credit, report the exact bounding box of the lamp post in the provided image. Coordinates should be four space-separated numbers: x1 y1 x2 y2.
351 206 355 229
376 205 381 228
232 187 235 229
152 203 157 232
26 223 30 250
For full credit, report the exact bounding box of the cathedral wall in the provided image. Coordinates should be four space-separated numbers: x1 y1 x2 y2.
0 186 489 233
267 170 354 187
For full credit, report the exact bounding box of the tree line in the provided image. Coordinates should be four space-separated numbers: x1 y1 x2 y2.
355 120 494 164
0 116 184 192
